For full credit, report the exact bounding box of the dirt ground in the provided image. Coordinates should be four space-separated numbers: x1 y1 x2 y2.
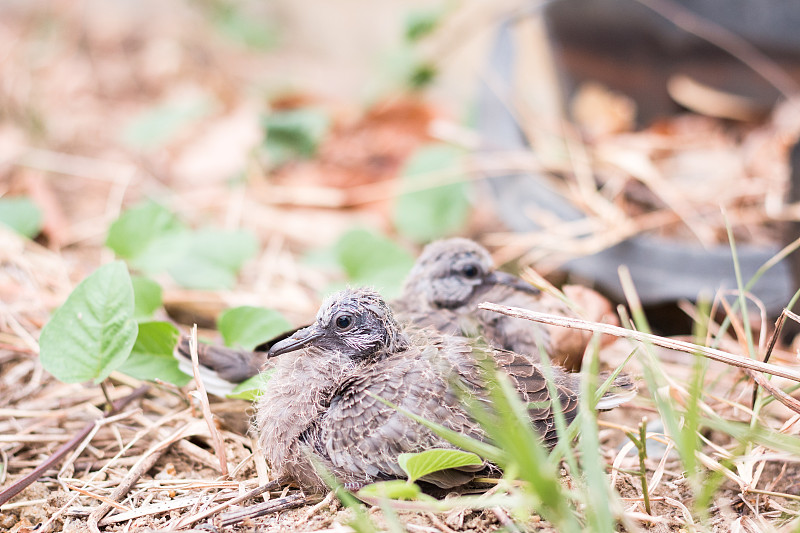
3 1 800 532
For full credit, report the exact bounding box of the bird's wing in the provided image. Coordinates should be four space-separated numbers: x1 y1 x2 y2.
486 349 580 448
319 348 484 488
175 336 267 395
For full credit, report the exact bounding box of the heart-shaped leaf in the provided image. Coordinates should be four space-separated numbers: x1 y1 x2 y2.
118 321 189 386
357 480 426 501
131 276 163 321
332 229 414 299
106 202 187 266
0 197 43 238
227 370 274 401
39 261 138 384
393 144 470 243
167 229 258 289
397 448 482 484
218 306 291 350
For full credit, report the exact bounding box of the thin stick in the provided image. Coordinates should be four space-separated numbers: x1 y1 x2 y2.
218 493 308 526
175 480 280 528
478 303 800 383
99 381 115 412
749 371 800 416
0 385 149 507
188 324 229 477
634 0 799 97
87 439 167 533
86 421 199 532
64 483 130 512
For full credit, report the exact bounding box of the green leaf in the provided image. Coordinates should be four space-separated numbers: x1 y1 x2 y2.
131 231 194 275
107 203 257 287
167 229 258 289
118 321 190 386
106 202 186 262
131 276 163 320
407 62 437 90
0 197 43 238
367 391 505 464
398 449 482 484
376 45 438 93
123 96 215 150
210 4 278 50
262 108 329 166
404 8 444 42
39 261 138 384
393 144 470 243
333 229 414 299
701 414 800 456
357 480 426 501
218 306 291 350
227 370 274 401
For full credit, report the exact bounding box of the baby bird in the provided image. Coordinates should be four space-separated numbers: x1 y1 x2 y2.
255 288 634 493
177 238 597 393
393 237 591 363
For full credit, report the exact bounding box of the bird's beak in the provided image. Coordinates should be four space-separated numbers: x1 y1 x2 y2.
267 325 324 358
485 271 540 295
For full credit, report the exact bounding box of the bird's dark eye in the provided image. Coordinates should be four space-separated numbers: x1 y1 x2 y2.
335 314 353 330
462 264 480 278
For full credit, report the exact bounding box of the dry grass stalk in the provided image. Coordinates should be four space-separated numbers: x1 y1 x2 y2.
188 324 229 477
0 385 149 507
86 430 173 532
477 303 800 383
174 480 280 528
219 492 310 527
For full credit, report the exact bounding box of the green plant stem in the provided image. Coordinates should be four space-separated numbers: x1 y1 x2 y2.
100 380 115 412
637 418 651 515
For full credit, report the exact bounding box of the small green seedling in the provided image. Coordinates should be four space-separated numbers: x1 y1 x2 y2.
107 201 257 290
218 306 291 350
227 370 274 401
131 276 163 321
398 448 482 484
393 144 470 244
262 107 330 166
0 196 43 238
118 321 190 387
39 261 138 384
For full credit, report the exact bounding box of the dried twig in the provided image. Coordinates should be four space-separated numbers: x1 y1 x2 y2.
478 303 800 383
86 420 200 532
634 0 799 97
302 490 337 522
219 492 309 526
0 384 149 507
188 324 229 476
176 480 281 528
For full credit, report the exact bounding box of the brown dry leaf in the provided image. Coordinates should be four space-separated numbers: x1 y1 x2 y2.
571 82 637 139
171 103 262 186
311 97 439 188
667 73 766 122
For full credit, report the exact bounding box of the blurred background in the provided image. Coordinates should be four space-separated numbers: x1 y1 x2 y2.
3 0 800 336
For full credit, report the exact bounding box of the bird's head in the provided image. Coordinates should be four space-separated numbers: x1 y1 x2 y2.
267 288 408 360
403 238 538 309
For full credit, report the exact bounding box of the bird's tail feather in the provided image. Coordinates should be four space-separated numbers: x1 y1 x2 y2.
596 373 637 410
174 337 254 397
